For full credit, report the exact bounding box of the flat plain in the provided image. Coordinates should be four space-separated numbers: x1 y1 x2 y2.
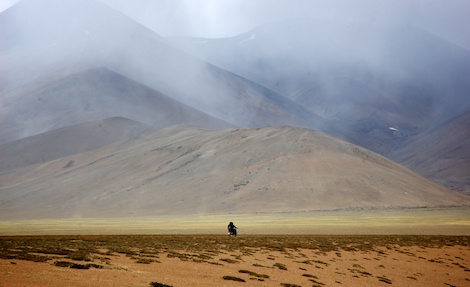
1 207 469 287
1 234 469 287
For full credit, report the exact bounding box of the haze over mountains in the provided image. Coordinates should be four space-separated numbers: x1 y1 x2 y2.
168 19 470 154
0 0 469 219
168 18 470 192
1 0 325 144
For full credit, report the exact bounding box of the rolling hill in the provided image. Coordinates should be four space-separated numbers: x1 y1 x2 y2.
1 125 468 220
0 117 151 172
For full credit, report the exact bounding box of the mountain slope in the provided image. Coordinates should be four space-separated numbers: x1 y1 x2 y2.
0 0 325 142
390 110 470 193
0 117 151 172
167 19 470 154
1 126 468 220
0 67 233 143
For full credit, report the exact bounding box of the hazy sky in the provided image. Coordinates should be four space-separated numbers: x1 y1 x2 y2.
1 0 469 49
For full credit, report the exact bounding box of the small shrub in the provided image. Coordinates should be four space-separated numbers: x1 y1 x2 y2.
55 261 74 268
55 261 102 269
220 258 238 264
136 258 157 264
302 273 318 279
223 275 246 282
377 276 392 284
70 263 89 269
149 282 173 287
238 269 269 279
274 262 287 270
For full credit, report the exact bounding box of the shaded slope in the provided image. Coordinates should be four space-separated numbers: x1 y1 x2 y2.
390 110 470 193
0 117 150 172
0 67 233 143
0 0 324 143
168 19 470 154
1 126 468 220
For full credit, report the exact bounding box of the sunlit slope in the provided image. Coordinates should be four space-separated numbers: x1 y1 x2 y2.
1 126 468 219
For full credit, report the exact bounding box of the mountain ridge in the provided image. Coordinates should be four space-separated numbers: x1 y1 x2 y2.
0 67 233 144
0 0 326 140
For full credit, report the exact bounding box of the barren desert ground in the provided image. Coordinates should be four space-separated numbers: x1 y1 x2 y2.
1 234 469 287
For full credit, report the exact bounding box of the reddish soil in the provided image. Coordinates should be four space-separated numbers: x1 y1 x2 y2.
1 241 468 287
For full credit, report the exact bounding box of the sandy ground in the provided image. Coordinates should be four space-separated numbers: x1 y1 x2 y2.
1 236 469 287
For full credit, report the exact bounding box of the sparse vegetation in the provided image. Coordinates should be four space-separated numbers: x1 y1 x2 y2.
223 275 245 282
135 258 158 264
302 273 318 279
238 269 269 279
377 275 393 284
149 282 173 287
273 262 287 270
0 234 468 286
54 261 103 269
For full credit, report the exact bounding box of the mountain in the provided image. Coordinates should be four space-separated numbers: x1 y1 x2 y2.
0 67 233 144
390 110 470 194
0 0 325 144
1 126 468 220
0 117 151 173
167 19 470 155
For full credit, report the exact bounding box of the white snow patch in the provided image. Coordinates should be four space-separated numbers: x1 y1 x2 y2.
239 33 256 45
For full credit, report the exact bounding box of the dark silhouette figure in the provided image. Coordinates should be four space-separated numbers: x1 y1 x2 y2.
227 221 237 237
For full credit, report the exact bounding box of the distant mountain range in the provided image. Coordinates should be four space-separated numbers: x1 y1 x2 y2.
0 0 326 144
168 19 470 154
167 18 470 193
0 0 469 219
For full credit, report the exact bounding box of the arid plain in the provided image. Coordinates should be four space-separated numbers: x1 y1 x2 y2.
1 234 469 287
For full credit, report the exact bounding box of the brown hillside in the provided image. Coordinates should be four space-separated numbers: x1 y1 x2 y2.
0 126 468 220
0 117 150 172
390 110 470 193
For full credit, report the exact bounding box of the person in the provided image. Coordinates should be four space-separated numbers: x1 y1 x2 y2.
227 221 237 237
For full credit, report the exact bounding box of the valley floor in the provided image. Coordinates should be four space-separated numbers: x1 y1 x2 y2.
1 207 469 236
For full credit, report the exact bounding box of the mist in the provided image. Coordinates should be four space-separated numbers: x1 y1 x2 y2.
1 0 470 153
94 0 470 50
